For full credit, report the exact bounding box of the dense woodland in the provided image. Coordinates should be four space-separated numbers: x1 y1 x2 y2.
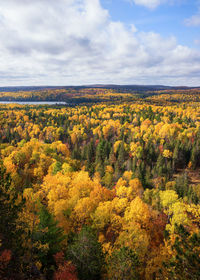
0 85 200 104
0 88 200 279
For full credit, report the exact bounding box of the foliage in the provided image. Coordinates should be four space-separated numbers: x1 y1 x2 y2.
163 224 200 280
107 247 139 280
0 90 200 279
67 226 105 280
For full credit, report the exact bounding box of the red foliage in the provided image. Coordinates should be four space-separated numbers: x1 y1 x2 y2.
149 212 168 248
53 252 78 280
0 249 12 270
54 252 65 265
159 145 164 153
191 136 195 144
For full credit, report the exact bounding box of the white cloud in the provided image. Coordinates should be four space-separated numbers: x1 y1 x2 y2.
185 14 200 26
128 0 187 10
128 0 164 9
0 0 199 86
185 3 200 26
130 24 138 33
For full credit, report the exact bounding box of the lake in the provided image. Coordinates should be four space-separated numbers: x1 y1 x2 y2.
0 101 67 105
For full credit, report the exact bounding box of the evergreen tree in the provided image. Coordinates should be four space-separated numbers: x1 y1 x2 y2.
175 172 189 199
72 143 81 160
114 161 122 181
117 142 126 169
156 154 165 176
67 226 105 280
0 163 24 279
190 143 200 169
87 140 95 163
172 143 179 171
34 204 65 278
95 139 106 163
107 247 139 280
163 225 200 280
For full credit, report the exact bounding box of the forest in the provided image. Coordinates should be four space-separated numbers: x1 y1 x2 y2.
0 88 200 279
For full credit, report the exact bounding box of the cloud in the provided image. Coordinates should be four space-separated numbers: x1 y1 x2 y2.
184 3 200 26
0 0 199 86
185 13 200 26
128 0 164 9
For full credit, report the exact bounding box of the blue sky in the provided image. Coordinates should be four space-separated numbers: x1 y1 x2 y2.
0 0 200 86
101 0 200 48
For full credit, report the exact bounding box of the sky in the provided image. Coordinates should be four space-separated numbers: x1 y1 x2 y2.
0 0 200 86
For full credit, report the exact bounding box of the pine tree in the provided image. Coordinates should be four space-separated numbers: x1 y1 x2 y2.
117 142 126 169
175 172 189 199
163 225 200 280
107 247 139 280
67 226 105 280
0 163 24 279
34 204 66 278
156 154 165 176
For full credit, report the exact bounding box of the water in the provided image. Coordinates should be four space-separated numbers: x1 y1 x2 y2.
0 101 67 105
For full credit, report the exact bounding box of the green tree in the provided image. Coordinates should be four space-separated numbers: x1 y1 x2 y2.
117 141 126 168
163 225 200 280
0 163 24 279
107 247 139 280
34 204 66 278
156 154 165 177
175 172 189 199
67 226 105 280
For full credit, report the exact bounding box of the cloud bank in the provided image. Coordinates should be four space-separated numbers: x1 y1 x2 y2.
0 0 200 86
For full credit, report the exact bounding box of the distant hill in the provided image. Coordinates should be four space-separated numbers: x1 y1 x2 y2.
0 84 198 93
0 85 200 104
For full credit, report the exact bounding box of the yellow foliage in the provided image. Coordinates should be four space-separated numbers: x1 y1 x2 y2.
160 190 179 209
163 149 173 158
106 165 114 174
113 140 122 153
112 197 128 215
91 201 113 230
122 170 133 181
166 201 189 233
165 181 176 190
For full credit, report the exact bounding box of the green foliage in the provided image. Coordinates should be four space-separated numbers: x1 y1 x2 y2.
51 161 62 175
0 163 24 278
155 154 166 177
164 224 200 280
34 204 66 278
175 172 189 198
67 226 105 280
107 247 140 280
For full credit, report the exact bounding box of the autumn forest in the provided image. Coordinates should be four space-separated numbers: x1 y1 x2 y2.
0 87 200 280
